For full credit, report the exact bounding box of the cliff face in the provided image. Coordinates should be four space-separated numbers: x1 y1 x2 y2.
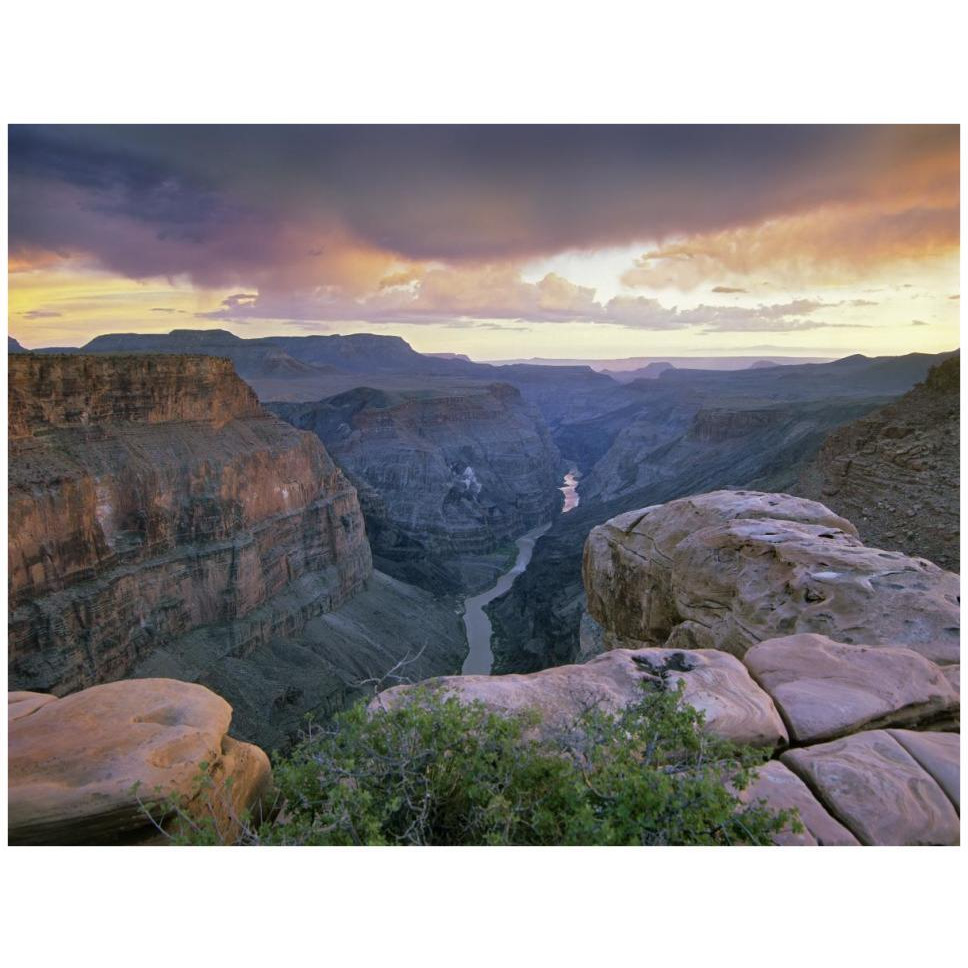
9 354 373 697
797 355 960 571
270 383 561 593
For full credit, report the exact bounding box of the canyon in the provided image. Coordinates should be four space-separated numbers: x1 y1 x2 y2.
6 335 960 846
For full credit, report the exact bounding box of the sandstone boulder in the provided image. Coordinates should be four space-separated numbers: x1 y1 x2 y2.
781 730 959 846
744 634 959 744
371 647 787 748
584 490 959 665
8 679 272 845
737 760 859 846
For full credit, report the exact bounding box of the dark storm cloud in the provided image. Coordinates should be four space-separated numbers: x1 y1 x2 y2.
8 124 959 288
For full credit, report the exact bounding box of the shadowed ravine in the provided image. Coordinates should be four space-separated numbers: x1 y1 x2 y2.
461 522 551 675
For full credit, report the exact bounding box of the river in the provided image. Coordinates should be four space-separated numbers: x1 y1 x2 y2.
461 522 551 675
559 467 580 512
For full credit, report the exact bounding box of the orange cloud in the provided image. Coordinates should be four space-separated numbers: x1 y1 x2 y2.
622 200 959 291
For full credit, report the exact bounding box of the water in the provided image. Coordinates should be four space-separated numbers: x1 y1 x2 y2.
461 522 551 675
560 468 580 512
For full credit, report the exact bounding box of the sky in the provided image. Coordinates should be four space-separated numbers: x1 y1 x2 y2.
7 124 960 359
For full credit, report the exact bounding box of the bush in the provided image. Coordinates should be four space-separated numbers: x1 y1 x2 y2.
189 681 796 846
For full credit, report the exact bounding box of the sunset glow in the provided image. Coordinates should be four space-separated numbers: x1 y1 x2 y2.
8 125 960 358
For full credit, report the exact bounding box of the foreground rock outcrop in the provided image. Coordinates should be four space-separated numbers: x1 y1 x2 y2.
744 634 958 743
583 490 959 665
8 679 272 845
798 355 960 571
381 490 959 845
8 354 465 749
781 730 959 846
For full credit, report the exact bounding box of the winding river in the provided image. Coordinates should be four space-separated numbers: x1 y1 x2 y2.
461 470 581 675
461 522 550 675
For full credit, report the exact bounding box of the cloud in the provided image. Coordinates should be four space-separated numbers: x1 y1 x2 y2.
621 201 958 291
912 319 929 326
150 307 186 313
196 266 862 334
846 298 878 306
21 309 63 318
949 294 960 300
711 286 747 293
8 124 959 294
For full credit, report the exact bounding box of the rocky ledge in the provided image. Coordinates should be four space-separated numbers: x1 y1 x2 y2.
8 679 272 845
378 490 959 845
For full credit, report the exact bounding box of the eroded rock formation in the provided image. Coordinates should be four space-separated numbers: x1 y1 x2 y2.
9 354 371 694
8 679 272 845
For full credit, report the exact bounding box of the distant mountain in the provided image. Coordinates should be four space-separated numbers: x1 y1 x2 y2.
488 355 833 371
749 360 783 369
8 336 28 353
426 352 472 362
605 361 676 383
71 329 328 381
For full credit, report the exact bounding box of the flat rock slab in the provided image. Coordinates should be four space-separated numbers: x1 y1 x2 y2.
888 729 960 811
372 647 787 748
8 678 271 845
781 730 959 845
739 760 859 846
744 634 959 744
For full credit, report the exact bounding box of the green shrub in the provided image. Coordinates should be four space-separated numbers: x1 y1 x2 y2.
232 681 798 846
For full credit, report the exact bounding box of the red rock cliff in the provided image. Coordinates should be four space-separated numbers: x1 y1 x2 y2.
8 354 373 695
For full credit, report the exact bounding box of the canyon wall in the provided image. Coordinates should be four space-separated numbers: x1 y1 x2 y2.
8 354 465 749
270 383 562 593
797 355 959 571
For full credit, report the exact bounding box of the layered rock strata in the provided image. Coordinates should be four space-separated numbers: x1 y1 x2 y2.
8 679 272 846
9 354 372 696
8 354 466 751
